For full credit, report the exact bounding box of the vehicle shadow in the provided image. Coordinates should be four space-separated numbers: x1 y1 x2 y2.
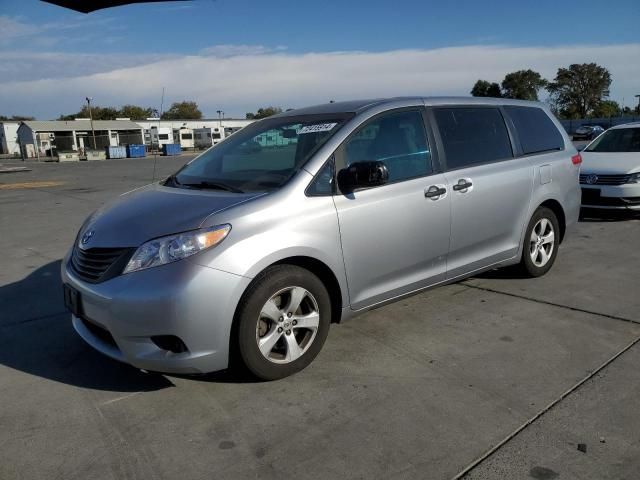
0 260 173 392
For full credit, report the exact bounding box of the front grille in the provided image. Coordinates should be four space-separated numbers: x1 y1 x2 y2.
579 173 632 185
70 246 134 283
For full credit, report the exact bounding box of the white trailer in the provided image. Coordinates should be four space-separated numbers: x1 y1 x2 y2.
193 126 226 149
176 128 195 149
150 126 173 149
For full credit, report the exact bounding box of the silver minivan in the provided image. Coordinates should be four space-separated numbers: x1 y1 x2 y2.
62 97 581 380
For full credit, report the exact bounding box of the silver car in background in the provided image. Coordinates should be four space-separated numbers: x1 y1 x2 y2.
62 97 581 380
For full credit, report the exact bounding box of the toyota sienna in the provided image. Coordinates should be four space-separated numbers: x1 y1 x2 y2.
62 97 581 380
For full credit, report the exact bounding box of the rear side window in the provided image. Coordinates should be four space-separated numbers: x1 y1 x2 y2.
504 106 564 155
434 107 512 170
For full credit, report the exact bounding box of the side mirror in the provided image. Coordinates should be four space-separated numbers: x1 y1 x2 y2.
337 161 389 192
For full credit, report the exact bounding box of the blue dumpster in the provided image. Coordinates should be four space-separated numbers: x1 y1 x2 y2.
162 144 181 156
106 146 127 159
126 144 146 158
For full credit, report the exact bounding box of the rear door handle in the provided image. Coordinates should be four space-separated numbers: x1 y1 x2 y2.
425 185 447 199
452 179 473 191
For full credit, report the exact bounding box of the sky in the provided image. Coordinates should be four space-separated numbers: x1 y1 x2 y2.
0 0 638 119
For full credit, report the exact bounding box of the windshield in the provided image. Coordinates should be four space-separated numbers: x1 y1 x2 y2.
172 114 351 192
585 127 640 153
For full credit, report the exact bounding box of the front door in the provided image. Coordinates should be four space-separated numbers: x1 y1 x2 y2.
333 108 451 310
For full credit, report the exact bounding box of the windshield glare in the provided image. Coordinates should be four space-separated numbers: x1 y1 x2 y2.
174 115 350 192
585 127 640 153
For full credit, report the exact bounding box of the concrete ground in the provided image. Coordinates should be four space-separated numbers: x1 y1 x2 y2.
1 156 638 480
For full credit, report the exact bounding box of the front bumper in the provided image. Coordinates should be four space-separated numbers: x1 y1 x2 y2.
62 253 252 374
581 184 640 210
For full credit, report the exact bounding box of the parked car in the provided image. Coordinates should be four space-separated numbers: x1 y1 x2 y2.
580 122 640 210
573 124 605 141
62 97 581 380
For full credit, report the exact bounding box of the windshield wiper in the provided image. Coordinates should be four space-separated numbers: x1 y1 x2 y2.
179 180 244 193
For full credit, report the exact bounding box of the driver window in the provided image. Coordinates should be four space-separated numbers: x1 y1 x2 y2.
344 110 432 182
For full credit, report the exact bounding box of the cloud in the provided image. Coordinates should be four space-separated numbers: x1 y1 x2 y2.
1 43 638 118
200 44 287 57
0 16 39 44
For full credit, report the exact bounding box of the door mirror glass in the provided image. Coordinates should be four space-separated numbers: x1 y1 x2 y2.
337 161 389 191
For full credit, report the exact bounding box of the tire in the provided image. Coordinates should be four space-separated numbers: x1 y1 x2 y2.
232 265 331 380
517 207 560 277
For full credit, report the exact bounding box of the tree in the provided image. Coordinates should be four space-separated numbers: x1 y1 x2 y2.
161 101 203 120
0 114 34 121
58 105 119 121
471 80 502 98
501 69 547 101
119 104 156 120
246 106 283 119
592 100 621 118
547 63 611 119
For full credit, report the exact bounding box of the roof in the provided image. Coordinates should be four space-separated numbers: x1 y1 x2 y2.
277 96 544 117
21 120 143 132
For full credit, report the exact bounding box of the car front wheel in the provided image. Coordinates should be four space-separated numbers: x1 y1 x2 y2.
233 265 331 380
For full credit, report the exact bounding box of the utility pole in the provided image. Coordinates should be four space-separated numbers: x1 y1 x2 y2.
86 96 97 150
635 95 640 116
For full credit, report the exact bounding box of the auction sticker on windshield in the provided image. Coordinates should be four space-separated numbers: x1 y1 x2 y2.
298 123 337 134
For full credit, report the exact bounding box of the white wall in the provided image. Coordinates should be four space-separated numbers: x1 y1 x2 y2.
0 122 20 155
136 119 253 131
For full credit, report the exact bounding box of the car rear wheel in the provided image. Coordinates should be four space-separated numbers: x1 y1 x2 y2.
233 265 331 380
517 207 560 277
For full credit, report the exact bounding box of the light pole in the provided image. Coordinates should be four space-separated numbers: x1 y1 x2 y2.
216 110 224 127
635 95 640 116
86 97 97 150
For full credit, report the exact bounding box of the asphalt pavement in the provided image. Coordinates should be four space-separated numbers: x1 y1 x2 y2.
0 156 638 480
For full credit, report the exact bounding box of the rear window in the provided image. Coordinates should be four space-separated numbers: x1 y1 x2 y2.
434 107 512 170
585 127 640 153
504 106 564 155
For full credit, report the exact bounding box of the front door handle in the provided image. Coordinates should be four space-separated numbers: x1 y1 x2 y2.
452 179 473 191
425 185 447 199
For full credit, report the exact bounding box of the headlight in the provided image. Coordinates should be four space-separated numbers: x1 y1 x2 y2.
123 224 231 274
629 172 640 184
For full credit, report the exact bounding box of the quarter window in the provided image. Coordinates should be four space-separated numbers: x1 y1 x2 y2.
343 110 432 182
434 107 512 169
504 106 564 155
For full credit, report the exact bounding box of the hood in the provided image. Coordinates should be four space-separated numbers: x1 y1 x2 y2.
80 183 263 248
580 152 640 175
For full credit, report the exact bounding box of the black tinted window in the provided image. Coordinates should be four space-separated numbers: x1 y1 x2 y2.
344 110 432 182
434 107 512 169
504 106 564 155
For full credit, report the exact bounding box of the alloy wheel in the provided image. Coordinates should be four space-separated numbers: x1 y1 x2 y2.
256 286 320 364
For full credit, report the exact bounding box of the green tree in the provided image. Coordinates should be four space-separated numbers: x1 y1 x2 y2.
58 105 118 121
471 80 502 98
0 114 34 121
161 101 203 120
119 104 156 120
246 106 283 119
501 69 547 100
592 100 621 118
547 63 612 119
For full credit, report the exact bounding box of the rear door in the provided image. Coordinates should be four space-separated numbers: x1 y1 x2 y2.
431 106 534 279
333 108 450 310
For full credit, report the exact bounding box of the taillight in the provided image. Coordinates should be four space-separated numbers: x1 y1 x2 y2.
571 153 582 165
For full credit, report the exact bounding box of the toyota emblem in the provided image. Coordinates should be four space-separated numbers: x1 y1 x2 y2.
81 229 95 245
585 174 598 185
